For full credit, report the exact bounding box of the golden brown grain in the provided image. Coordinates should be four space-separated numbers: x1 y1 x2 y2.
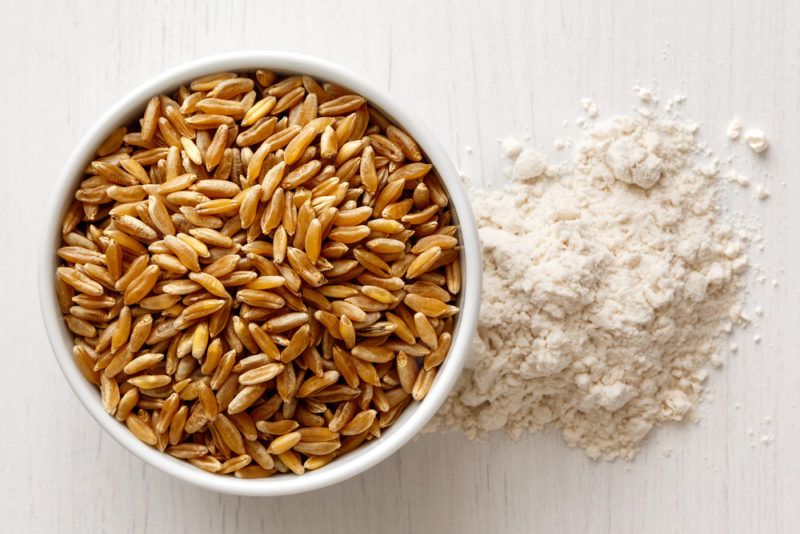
256 419 299 436
126 412 158 445
403 293 452 318
141 97 160 141
219 454 253 475
318 95 366 117
239 362 284 385
122 352 164 375
115 388 139 421
277 450 305 475
341 409 377 435
293 440 341 456
127 374 171 389
411 367 437 401
413 312 438 349
55 70 461 478
189 456 222 473
100 374 120 415
267 431 302 454
272 86 305 114
167 443 209 459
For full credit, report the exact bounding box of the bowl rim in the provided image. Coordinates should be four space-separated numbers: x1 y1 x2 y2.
38 50 481 496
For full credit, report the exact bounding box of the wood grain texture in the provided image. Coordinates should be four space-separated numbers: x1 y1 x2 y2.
1 0 798 532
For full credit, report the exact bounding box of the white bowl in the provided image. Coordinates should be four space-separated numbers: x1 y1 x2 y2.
39 51 481 496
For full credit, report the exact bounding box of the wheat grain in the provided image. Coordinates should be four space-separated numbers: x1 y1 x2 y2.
411 367 436 401
341 410 377 436
413 312 438 349
100 374 120 415
167 443 209 459
239 362 284 385
318 95 366 117
208 77 254 99
256 419 299 436
272 86 305 114
219 454 253 475
126 412 158 445
293 440 341 456
277 450 304 475
56 70 462 477
403 293 452 318
267 431 302 455
351 345 395 363
423 332 452 370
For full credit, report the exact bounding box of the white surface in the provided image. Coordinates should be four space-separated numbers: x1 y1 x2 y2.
38 50 483 497
2 0 798 532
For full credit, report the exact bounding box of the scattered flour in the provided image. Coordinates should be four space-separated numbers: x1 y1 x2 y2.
747 416 776 446
636 86 655 103
433 108 750 460
664 94 686 112
726 170 751 188
580 97 599 118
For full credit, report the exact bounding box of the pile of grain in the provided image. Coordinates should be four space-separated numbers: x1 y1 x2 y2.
56 70 461 476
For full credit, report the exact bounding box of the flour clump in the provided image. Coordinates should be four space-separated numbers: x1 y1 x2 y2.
727 118 743 140
744 129 769 154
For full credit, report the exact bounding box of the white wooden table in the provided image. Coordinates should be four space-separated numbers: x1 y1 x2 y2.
2 1 799 532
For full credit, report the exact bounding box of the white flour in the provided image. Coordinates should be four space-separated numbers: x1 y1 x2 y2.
434 111 749 460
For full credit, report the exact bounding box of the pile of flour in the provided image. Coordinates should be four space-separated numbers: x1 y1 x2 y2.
434 112 749 460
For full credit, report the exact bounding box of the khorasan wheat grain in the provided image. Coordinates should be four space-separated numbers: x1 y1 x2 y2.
56 70 461 477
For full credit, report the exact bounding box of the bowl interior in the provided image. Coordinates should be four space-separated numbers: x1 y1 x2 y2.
39 51 481 496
